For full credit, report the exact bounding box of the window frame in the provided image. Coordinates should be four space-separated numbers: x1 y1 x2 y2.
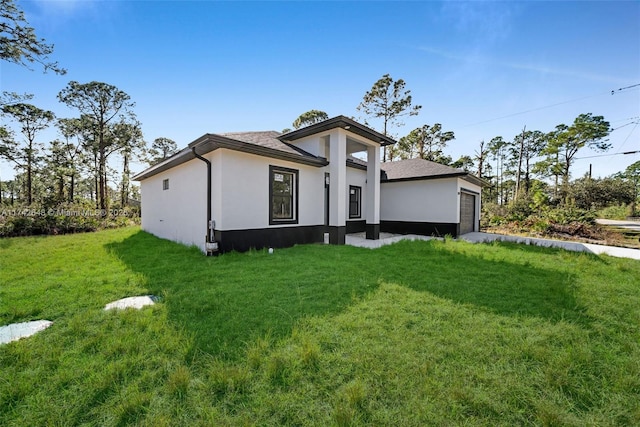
349 185 361 219
269 165 299 225
162 178 169 190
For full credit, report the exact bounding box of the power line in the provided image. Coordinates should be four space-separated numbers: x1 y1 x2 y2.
610 116 640 125
611 120 640 132
611 83 640 95
575 150 639 160
615 121 639 153
460 92 608 127
460 83 640 128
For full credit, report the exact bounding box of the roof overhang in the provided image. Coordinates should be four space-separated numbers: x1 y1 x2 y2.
382 172 489 187
279 115 396 146
133 134 328 181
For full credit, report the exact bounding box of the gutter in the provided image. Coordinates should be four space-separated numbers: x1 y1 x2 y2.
191 147 218 255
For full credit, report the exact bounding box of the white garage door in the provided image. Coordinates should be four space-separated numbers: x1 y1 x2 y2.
460 192 476 235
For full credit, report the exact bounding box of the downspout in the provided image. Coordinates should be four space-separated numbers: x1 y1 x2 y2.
192 147 218 255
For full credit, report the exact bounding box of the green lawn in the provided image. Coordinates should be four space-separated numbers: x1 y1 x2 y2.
1 227 639 426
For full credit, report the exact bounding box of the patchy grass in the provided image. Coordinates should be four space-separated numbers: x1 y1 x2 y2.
1 227 639 425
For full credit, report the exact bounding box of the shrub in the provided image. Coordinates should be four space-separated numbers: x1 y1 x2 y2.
597 204 631 220
505 197 535 222
0 203 139 237
543 206 596 225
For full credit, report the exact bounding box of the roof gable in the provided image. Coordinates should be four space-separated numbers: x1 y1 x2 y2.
279 115 396 146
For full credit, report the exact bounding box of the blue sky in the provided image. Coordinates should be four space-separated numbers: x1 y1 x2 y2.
2 0 639 180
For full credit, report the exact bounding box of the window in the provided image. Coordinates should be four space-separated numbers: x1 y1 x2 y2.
163 179 169 190
349 185 361 218
270 166 298 224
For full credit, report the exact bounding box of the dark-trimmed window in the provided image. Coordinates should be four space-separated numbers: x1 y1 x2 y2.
163 179 169 190
270 165 298 224
349 185 361 218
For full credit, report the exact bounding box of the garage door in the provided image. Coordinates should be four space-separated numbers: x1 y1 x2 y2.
459 192 476 235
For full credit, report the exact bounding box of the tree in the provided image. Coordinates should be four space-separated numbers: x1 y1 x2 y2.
58 81 136 211
292 110 328 129
510 129 545 198
396 123 454 164
112 120 144 207
357 74 421 161
451 155 474 171
0 126 15 204
45 139 71 204
488 136 508 204
474 140 490 179
1 103 55 204
570 176 634 210
616 161 640 216
0 0 65 74
55 118 87 202
543 113 610 197
1 91 33 108
147 137 177 165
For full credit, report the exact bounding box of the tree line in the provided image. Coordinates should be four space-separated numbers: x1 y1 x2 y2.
0 82 178 210
293 73 637 216
0 0 179 212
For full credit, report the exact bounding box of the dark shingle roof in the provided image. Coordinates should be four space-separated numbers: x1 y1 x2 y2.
380 158 487 187
381 158 466 180
219 131 302 156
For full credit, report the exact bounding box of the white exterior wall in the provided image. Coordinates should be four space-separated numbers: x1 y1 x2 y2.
140 153 217 251
380 177 482 228
346 167 367 220
288 135 323 157
380 178 460 223
141 149 326 251
218 150 324 230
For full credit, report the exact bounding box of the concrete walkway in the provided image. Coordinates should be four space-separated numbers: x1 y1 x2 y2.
346 231 640 260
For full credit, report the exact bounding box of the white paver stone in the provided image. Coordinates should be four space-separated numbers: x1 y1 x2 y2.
0 320 53 345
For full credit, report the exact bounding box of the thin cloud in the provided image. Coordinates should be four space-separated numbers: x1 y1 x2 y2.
29 0 118 30
33 0 95 16
439 1 519 43
418 46 634 85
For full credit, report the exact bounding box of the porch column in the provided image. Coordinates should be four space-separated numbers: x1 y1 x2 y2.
366 145 380 239
329 129 347 244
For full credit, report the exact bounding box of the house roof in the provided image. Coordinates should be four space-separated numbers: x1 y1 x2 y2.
279 115 396 146
380 158 488 187
133 131 328 181
219 131 303 156
133 116 396 181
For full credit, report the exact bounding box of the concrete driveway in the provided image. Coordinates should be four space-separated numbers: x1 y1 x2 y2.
596 218 640 231
460 232 640 260
347 231 640 260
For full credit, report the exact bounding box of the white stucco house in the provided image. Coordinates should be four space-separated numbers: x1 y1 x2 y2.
133 116 485 254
